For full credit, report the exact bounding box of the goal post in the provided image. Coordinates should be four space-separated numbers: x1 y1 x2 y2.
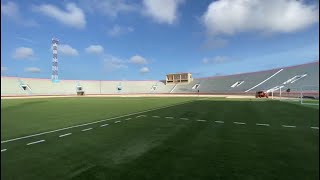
300 85 319 106
278 86 301 102
270 85 319 105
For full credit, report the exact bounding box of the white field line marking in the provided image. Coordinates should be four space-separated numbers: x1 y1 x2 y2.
214 121 224 123
197 119 207 122
310 127 319 130
82 128 93 132
59 133 72 138
115 121 121 123
1 149 7 152
100 124 109 127
282 125 296 128
256 123 270 127
136 115 146 118
1 100 195 144
165 117 174 119
152 116 160 118
245 69 283 92
180 118 189 120
234 122 246 125
125 118 131 120
27 140 45 146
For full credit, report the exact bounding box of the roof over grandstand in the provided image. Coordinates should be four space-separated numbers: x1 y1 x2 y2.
1 0 319 80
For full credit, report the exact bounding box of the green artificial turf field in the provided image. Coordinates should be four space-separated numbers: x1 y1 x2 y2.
1 97 319 180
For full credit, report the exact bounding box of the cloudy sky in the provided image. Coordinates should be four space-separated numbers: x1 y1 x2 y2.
1 0 319 80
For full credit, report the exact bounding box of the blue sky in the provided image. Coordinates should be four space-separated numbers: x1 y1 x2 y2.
1 0 319 80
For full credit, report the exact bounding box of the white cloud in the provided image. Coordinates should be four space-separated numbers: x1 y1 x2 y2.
202 56 230 64
107 25 134 37
33 3 86 29
202 37 229 50
80 0 137 18
202 0 319 36
85 45 104 54
1 1 18 18
103 55 128 72
1 67 8 72
140 67 150 73
24 67 41 73
1 1 37 26
59 44 79 56
16 37 36 44
143 0 184 24
129 55 148 64
12 47 34 59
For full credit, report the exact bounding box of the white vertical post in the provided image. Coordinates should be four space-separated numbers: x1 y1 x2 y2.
300 87 303 104
52 37 59 82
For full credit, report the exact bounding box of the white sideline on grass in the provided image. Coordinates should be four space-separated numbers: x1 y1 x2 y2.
152 116 160 118
214 121 224 123
100 124 109 127
165 117 174 119
234 122 246 125
197 119 206 122
59 133 72 138
282 125 296 128
180 118 189 120
1 100 195 144
256 123 270 126
81 128 93 132
125 118 132 120
1 149 7 152
26 140 45 146
115 121 121 123
311 127 319 130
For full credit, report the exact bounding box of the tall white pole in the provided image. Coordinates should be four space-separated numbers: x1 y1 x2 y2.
52 37 59 82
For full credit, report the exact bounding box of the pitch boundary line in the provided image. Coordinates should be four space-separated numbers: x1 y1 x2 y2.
197 119 207 122
256 123 270 126
59 133 72 138
26 140 45 146
214 121 224 123
282 125 296 128
100 124 109 127
81 128 93 132
1 100 195 144
234 122 246 125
